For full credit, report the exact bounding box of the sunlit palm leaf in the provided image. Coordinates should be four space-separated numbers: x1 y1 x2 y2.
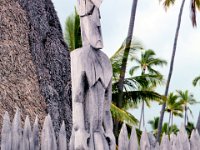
111 103 138 126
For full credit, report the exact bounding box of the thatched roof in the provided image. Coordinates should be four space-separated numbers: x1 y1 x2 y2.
0 0 47 126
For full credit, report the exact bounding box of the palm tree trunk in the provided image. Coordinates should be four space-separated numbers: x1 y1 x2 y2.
184 106 187 126
143 106 145 127
139 100 145 129
171 114 174 126
157 0 186 142
117 0 138 107
115 0 138 136
168 112 171 133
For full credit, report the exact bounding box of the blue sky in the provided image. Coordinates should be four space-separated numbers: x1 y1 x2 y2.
52 0 200 129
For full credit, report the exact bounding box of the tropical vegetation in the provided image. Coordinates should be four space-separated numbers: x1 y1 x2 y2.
64 1 200 142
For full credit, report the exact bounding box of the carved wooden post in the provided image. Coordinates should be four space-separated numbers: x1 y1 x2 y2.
140 130 150 150
190 130 200 150
128 127 138 150
12 109 22 150
59 122 67 150
41 115 57 150
178 124 190 150
160 134 171 150
31 116 40 150
118 123 129 150
196 112 200 135
69 0 116 149
1 112 11 150
22 116 32 150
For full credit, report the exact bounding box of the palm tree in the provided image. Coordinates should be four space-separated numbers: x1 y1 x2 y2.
176 90 199 126
64 9 82 51
192 75 200 86
129 49 167 129
148 117 179 137
165 92 183 132
129 49 167 76
157 0 200 141
111 39 164 135
117 0 138 109
148 117 160 135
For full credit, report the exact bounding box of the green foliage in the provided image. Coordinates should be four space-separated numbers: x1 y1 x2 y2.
111 103 138 126
160 0 200 26
192 75 200 86
148 117 179 137
129 49 167 76
64 8 82 51
110 39 143 82
165 92 183 119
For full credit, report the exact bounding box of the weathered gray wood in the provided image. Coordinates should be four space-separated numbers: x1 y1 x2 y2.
154 142 160 150
177 124 190 150
196 112 200 135
118 123 129 150
22 116 32 150
41 115 57 150
170 133 178 150
1 112 11 150
190 130 200 150
140 130 150 150
160 134 171 150
59 121 67 150
148 132 157 150
70 45 114 150
77 0 103 49
31 116 39 150
70 0 115 149
128 127 138 150
11 109 22 150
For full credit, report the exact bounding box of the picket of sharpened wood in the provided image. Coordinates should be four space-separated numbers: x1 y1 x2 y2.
140 130 150 150
1 112 11 150
178 124 190 150
190 130 200 150
118 123 129 150
58 122 67 150
31 116 40 150
21 116 32 150
196 112 200 135
148 132 158 150
170 133 178 150
41 115 57 150
12 109 22 150
128 127 138 150
160 134 170 150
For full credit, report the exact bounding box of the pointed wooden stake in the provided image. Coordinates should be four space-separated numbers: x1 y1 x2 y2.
1 112 11 150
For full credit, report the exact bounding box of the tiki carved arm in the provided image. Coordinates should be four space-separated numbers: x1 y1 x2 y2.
104 79 116 150
73 72 90 150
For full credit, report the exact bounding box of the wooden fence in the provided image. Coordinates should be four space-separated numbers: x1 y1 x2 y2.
1 110 200 150
118 114 200 150
1 110 67 150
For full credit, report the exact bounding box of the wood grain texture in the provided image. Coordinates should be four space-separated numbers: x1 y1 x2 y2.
70 45 114 150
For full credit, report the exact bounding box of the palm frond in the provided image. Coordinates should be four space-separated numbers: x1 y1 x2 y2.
161 0 176 9
64 8 82 51
192 75 200 86
111 103 138 126
191 0 197 27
